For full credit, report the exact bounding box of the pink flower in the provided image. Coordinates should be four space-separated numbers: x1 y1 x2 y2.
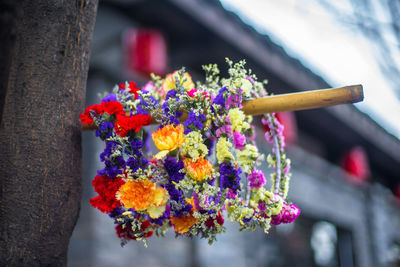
142 81 156 93
248 169 266 189
216 125 232 138
258 201 267 213
187 89 198 98
271 202 301 225
226 189 237 199
187 88 210 98
192 192 202 210
249 125 256 141
233 131 246 150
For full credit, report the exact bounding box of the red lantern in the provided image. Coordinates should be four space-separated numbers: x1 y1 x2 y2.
262 112 298 145
275 112 298 145
395 184 400 200
342 146 370 183
122 28 167 76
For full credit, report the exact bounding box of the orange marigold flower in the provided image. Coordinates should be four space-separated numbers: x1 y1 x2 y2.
116 179 168 218
184 197 195 210
152 124 186 159
183 157 212 182
170 197 198 234
170 214 198 234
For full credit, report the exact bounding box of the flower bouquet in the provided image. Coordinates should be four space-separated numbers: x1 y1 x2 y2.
80 59 300 246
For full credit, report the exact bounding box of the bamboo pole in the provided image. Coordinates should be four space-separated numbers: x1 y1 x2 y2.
242 84 363 115
82 84 363 130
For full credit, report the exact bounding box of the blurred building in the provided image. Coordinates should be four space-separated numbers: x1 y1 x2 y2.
68 0 400 266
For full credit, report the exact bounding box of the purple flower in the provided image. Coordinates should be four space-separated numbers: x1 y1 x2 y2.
258 202 267 213
165 184 182 201
162 90 183 125
100 121 114 131
96 121 114 139
184 111 206 134
143 131 151 154
164 156 185 183
97 164 122 178
109 207 124 218
100 141 119 162
248 169 266 189
226 189 237 199
126 157 139 172
136 105 148 115
219 162 242 192
192 192 202 210
115 156 125 167
165 89 177 100
213 86 228 107
242 216 253 223
246 76 255 84
207 138 215 156
233 131 246 150
225 89 243 109
148 209 169 225
101 93 117 103
130 140 144 150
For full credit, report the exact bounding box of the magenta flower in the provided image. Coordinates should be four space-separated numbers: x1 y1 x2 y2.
226 188 237 199
216 125 232 138
233 131 246 150
248 169 266 189
271 202 301 225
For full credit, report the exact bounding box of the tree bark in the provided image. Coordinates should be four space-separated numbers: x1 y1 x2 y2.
0 1 98 266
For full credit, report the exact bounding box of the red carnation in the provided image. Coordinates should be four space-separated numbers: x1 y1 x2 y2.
119 81 140 99
205 217 215 228
205 212 224 228
89 175 125 213
80 112 93 126
80 104 104 125
216 212 224 225
91 103 105 114
101 101 124 116
115 220 154 240
116 224 136 240
115 114 152 137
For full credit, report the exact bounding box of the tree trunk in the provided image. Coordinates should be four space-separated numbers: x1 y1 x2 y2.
0 0 98 266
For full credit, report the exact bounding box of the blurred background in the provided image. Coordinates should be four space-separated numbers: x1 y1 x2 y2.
68 0 400 266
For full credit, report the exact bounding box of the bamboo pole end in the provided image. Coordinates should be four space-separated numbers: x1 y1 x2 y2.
348 84 364 103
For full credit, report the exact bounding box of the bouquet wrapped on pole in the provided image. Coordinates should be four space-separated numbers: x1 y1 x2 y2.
80 59 363 246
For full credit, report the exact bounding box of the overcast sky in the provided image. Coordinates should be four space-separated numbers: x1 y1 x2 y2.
220 0 400 139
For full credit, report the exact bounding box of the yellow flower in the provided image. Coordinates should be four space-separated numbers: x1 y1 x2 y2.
228 108 249 133
237 144 259 173
160 71 195 97
185 197 196 209
116 179 169 219
183 157 212 182
152 124 186 159
181 131 208 161
216 137 234 163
